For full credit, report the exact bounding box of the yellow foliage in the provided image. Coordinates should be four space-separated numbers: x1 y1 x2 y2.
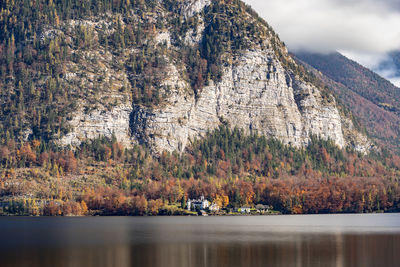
80 200 88 215
32 139 41 149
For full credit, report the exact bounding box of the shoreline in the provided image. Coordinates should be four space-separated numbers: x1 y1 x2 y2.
2 211 398 217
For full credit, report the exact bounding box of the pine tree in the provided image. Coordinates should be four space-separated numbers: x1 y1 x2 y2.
181 195 186 209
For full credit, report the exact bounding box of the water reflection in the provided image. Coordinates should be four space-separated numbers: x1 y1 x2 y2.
133 234 399 267
0 215 399 267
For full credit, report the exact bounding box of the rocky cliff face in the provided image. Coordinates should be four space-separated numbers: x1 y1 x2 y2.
182 0 212 18
60 102 133 148
53 18 134 148
131 48 350 154
56 0 371 153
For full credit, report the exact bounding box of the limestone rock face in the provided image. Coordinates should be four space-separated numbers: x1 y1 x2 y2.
182 0 212 18
60 103 133 148
57 18 134 148
56 1 371 154
130 48 363 154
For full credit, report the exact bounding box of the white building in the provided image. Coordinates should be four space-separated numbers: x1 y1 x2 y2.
187 195 209 211
240 206 251 213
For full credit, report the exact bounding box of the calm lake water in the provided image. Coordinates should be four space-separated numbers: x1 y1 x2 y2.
0 214 399 267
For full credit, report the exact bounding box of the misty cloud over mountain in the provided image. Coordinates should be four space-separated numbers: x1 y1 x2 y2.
244 0 400 53
244 0 400 86
376 52 400 87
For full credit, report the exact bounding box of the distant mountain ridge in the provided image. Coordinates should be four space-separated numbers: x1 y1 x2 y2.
294 52 400 153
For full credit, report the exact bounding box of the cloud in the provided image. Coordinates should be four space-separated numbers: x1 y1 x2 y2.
243 0 400 86
390 77 400 87
340 51 389 69
243 0 400 54
374 67 400 87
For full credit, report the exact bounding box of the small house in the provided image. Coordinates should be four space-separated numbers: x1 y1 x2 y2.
256 204 270 213
240 206 251 214
187 195 209 211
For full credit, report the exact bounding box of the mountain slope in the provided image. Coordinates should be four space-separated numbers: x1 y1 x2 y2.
2 0 400 216
0 0 369 154
295 52 400 153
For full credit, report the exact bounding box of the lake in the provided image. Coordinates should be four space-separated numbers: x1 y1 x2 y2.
0 214 399 267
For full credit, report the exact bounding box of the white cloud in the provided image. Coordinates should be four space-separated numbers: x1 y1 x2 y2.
243 0 400 86
243 0 400 54
340 51 388 69
390 77 400 87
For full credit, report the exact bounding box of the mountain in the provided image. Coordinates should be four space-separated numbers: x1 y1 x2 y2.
1 0 399 216
294 52 400 153
0 0 370 154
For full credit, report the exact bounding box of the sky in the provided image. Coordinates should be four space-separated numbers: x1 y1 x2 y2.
243 0 400 86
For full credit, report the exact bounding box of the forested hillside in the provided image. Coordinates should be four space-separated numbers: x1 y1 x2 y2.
295 52 400 153
0 0 170 143
1 126 399 215
0 0 399 216
0 0 288 145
